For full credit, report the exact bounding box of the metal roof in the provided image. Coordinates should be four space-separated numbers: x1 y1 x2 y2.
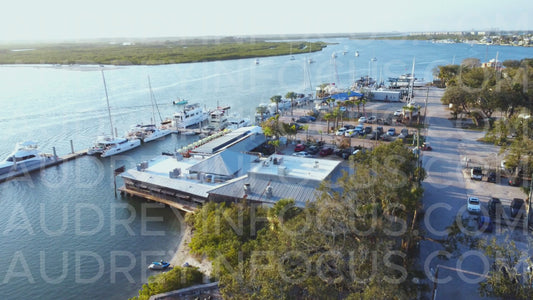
187 150 259 177
208 175 321 207
192 126 264 154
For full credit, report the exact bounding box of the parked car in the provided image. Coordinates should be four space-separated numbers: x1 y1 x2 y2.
387 128 396 136
487 171 497 183
307 145 320 154
470 167 483 180
478 216 494 233
335 128 347 136
294 144 306 152
488 197 502 219
358 117 367 123
355 125 364 135
376 126 384 135
367 116 377 123
345 129 357 137
467 196 481 214
335 148 352 160
292 151 312 158
400 128 409 136
296 116 309 123
381 133 393 141
394 109 403 116
343 124 355 130
364 126 372 134
319 147 334 156
510 198 525 219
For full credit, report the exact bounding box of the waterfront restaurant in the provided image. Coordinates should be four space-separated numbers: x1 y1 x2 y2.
119 126 342 211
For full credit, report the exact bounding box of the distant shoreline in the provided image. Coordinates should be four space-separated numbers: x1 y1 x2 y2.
0 39 327 66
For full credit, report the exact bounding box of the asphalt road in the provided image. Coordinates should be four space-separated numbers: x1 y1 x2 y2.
418 87 529 300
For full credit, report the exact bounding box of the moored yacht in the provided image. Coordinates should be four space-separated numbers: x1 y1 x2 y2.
127 124 172 143
173 103 208 129
87 136 141 158
227 115 251 130
0 141 54 175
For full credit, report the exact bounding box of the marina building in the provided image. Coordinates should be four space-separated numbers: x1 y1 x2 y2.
119 126 342 211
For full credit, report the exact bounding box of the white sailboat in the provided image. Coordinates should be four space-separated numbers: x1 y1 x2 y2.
88 70 141 157
135 76 172 143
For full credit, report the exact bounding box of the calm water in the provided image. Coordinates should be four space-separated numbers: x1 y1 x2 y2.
0 38 530 299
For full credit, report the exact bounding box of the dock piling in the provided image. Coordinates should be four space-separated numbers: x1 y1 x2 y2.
52 147 58 161
70 140 74 154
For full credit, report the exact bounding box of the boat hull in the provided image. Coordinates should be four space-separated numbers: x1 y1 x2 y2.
100 139 141 158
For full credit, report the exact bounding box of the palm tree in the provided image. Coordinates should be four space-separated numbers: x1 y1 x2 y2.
256 105 268 122
323 112 334 134
285 91 297 116
270 95 282 116
402 105 415 124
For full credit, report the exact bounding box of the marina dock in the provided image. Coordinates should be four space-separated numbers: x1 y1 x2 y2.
0 149 87 184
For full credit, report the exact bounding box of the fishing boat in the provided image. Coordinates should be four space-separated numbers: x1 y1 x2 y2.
148 260 170 270
173 98 188 105
0 141 54 175
88 71 141 157
173 103 208 129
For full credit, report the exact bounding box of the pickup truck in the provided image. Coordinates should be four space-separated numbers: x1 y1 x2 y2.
470 167 483 180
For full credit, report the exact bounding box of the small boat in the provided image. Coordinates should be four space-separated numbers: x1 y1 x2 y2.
255 58 259 65
173 98 188 105
148 260 170 270
0 141 54 175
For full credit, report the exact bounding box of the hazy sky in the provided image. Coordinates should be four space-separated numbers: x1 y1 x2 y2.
1 0 531 41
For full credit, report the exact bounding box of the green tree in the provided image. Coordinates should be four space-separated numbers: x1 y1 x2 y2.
479 238 533 300
285 91 297 116
270 95 282 116
130 266 204 300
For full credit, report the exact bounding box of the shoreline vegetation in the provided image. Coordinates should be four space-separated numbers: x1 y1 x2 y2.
1 31 530 66
0 38 327 65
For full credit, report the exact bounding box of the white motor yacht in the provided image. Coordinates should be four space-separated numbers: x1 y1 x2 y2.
0 141 54 175
88 136 141 158
173 103 208 129
127 124 172 143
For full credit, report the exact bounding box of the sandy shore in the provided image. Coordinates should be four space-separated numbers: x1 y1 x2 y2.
170 225 213 278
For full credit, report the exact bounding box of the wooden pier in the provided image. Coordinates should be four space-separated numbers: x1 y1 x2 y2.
118 186 198 213
0 149 88 184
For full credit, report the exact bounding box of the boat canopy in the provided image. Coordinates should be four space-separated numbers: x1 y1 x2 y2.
330 92 363 101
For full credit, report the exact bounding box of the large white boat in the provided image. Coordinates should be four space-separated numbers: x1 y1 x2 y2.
208 105 231 130
227 115 251 130
88 136 141 157
0 141 54 175
88 70 142 158
127 124 172 143
173 103 208 129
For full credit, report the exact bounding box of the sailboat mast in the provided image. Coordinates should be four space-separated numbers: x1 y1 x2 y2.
409 57 416 100
148 75 164 123
101 70 114 139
